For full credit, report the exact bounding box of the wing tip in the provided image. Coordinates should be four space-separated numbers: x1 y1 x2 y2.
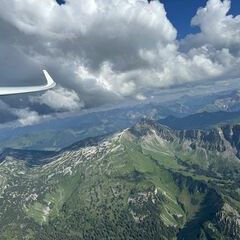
42 70 56 88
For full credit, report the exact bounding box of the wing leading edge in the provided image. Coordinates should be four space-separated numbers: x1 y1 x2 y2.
0 70 56 96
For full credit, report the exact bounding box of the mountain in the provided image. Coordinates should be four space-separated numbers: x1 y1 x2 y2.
1 121 240 239
201 90 240 112
159 110 240 130
164 90 240 115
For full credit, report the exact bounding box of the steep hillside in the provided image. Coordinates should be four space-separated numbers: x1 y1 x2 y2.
0 122 240 239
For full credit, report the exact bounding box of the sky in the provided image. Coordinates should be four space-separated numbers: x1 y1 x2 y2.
161 0 240 38
0 0 240 127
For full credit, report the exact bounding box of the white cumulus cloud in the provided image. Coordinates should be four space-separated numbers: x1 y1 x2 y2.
182 0 240 52
31 86 84 111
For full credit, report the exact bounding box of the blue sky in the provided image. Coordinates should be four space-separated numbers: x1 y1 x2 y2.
162 0 240 38
56 0 65 5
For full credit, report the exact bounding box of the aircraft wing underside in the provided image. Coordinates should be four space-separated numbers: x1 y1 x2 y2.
0 70 56 96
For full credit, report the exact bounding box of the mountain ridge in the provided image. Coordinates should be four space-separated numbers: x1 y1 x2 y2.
0 121 240 239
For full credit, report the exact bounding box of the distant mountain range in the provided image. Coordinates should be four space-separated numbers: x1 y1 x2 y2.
201 90 240 112
2 87 240 151
1 120 240 239
164 89 240 114
1 107 240 152
159 110 240 130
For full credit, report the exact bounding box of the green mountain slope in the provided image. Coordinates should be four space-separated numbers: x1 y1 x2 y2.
1 122 240 239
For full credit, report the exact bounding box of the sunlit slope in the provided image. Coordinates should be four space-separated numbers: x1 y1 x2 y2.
0 122 240 239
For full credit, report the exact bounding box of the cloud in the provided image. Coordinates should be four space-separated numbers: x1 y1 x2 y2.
13 108 43 126
30 86 84 111
184 0 240 52
0 99 46 127
0 0 239 126
180 0 240 80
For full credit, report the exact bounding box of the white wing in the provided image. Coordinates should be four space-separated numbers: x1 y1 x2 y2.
0 70 56 96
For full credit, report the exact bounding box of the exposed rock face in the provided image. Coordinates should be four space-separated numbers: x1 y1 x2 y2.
222 125 240 158
131 120 240 159
214 204 240 240
176 129 227 152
